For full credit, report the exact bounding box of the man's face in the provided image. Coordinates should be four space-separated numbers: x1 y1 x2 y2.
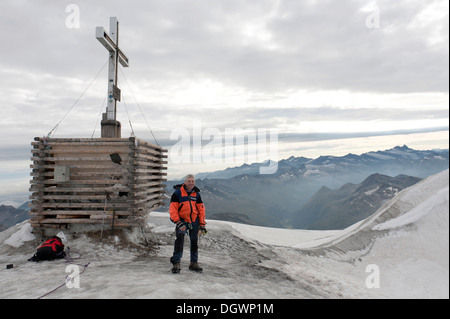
185 177 195 190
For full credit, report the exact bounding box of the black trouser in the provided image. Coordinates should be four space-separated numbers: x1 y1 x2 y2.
170 217 199 264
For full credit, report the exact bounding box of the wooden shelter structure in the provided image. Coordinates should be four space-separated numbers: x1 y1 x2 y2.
29 18 167 229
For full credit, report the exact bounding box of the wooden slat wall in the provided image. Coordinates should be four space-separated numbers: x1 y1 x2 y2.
29 137 167 228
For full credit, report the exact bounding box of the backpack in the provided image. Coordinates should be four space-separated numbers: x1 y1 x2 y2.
28 236 66 262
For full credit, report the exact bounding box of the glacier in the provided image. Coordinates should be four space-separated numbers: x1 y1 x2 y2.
0 169 448 299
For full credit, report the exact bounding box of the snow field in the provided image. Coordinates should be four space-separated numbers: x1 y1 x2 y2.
0 169 448 299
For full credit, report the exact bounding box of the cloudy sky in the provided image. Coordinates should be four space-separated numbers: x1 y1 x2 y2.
0 0 448 205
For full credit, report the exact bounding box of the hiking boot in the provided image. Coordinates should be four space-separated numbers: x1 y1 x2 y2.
171 263 181 274
189 262 203 273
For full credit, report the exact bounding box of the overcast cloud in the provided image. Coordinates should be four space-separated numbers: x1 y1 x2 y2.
0 0 448 203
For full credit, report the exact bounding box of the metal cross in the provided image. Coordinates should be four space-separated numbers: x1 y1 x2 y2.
96 17 129 121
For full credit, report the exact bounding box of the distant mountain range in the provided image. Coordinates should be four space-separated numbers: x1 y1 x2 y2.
1 145 448 231
167 145 449 229
195 145 448 182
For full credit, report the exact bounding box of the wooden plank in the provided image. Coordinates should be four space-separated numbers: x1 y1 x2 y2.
30 209 133 215
133 193 162 202
133 137 165 151
56 214 88 219
136 145 168 156
32 149 130 155
134 188 165 197
132 168 167 174
131 181 164 188
39 202 131 208
32 180 130 185
50 210 135 216
34 137 131 144
133 153 166 162
135 198 163 207
31 156 123 162
30 223 68 229
30 172 131 179
133 147 164 157
37 194 126 200
30 186 133 193
132 158 167 166
133 175 165 180
88 212 143 219
31 164 128 170
35 218 140 227
31 219 137 226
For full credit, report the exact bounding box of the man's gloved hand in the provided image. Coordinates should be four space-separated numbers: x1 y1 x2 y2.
176 221 192 232
176 221 187 232
198 226 208 236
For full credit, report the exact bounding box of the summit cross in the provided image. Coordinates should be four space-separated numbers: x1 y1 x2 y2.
96 17 129 137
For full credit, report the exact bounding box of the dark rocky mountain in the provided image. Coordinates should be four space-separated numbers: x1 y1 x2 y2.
291 173 422 230
0 205 29 229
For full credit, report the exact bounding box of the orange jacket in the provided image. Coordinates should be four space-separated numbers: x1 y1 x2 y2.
169 184 206 226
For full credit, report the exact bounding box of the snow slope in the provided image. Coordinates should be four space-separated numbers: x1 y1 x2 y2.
0 169 448 299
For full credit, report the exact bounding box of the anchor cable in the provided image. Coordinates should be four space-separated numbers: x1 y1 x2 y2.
48 61 108 137
119 66 159 146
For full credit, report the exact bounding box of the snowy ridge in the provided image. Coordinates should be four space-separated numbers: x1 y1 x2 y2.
308 169 449 253
0 169 448 298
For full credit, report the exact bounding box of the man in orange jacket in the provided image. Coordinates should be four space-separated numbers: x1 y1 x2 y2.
169 174 207 273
